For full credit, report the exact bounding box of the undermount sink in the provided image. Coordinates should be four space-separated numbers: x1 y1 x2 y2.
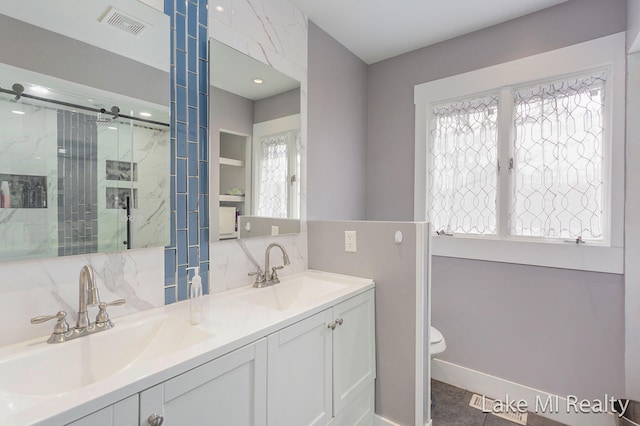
242 274 350 311
0 315 213 396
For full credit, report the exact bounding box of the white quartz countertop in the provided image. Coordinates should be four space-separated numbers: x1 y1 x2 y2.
0 270 374 426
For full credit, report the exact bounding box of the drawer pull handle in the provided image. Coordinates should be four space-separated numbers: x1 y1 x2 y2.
328 322 336 330
335 318 344 326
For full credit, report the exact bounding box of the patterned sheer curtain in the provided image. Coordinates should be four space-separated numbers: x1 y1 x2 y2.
428 95 499 234
511 72 605 239
256 132 289 218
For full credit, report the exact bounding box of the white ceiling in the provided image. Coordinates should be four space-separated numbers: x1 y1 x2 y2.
290 0 569 64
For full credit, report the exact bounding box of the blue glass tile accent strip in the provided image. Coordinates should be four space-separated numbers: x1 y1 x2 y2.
176 14 186 50
188 246 199 267
200 228 209 259
177 265 188 300
199 195 209 228
165 286 177 305
176 50 187 86
188 143 198 176
165 249 176 285
176 159 187 192
177 194 187 229
188 107 198 141
188 178 199 211
188 37 198 72
199 262 209 294
187 2 198 37
188 212 198 244
165 0 208 305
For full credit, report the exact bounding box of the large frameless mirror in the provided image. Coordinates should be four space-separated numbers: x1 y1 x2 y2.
0 0 170 261
210 38 301 240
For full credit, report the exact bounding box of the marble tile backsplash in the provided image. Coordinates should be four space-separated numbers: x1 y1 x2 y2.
210 233 307 293
0 247 164 347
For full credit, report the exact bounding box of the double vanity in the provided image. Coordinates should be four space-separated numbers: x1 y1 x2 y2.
0 270 375 426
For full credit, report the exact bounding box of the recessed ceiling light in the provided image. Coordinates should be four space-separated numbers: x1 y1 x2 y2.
253 78 264 84
139 112 152 117
215 5 224 12
11 110 25 115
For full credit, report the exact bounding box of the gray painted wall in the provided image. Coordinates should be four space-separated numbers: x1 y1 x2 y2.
351 0 629 402
0 14 169 107
365 0 626 221
211 87 254 136
308 220 428 426
432 257 625 400
308 22 368 221
254 88 301 124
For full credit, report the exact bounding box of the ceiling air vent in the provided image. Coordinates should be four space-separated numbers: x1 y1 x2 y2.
100 7 149 36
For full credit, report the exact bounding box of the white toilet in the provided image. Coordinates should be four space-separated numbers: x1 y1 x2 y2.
430 326 446 412
430 326 446 358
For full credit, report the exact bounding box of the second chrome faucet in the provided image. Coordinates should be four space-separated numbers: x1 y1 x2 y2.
249 243 291 288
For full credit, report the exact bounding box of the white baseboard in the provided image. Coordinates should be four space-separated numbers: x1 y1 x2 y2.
374 414 403 426
373 414 431 426
432 359 617 426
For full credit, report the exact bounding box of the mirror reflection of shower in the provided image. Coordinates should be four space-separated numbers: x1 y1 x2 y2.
0 63 170 261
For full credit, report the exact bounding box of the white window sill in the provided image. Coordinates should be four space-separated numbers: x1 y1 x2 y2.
431 235 623 274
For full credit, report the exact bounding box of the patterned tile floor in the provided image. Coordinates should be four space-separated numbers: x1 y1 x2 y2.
431 380 567 426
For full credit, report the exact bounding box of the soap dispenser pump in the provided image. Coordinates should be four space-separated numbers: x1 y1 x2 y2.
186 266 202 325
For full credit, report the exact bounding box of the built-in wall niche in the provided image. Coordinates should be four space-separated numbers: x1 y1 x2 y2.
106 160 138 182
218 131 250 240
106 187 138 209
0 174 47 208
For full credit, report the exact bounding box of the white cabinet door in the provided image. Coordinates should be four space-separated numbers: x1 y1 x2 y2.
66 395 138 426
140 338 267 426
267 309 334 426
332 290 376 415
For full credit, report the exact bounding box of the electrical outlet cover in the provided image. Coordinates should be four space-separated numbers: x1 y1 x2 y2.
345 230 357 252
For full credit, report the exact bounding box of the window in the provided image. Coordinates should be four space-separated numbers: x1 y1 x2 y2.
252 114 301 220
414 33 625 273
254 129 300 218
428 72 607 241
429 95 498 235
512 73 606 240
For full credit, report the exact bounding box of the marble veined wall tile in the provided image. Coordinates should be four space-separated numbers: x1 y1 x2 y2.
0 247 164 347
210 232 307 293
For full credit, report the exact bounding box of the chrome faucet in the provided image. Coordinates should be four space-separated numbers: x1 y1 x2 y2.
31 265 126 343
249 243 291 288
77 265 100 329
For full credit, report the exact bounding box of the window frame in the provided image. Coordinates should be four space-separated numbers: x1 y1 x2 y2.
414 33 625 273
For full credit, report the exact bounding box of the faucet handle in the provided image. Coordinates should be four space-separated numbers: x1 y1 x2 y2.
270 266 284 283
96 299 126 326
248 269 266 287
31 311 70 343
